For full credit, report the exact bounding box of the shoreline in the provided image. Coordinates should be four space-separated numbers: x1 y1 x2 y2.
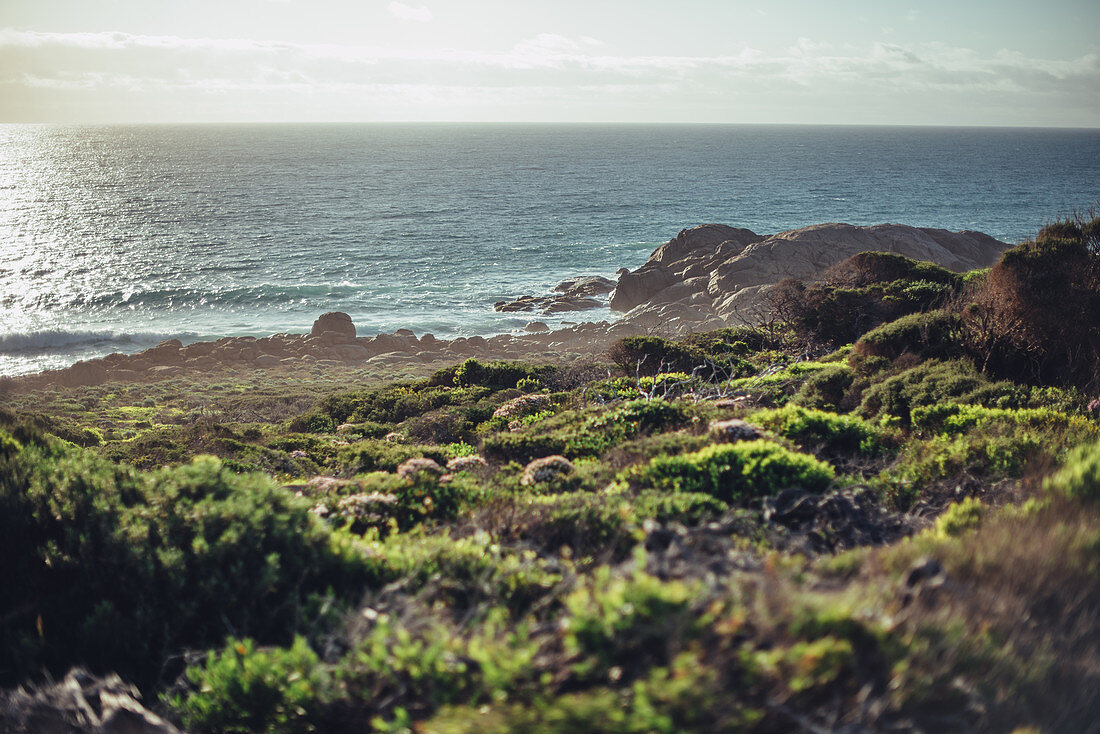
0 316 646 393
3 220 1012 393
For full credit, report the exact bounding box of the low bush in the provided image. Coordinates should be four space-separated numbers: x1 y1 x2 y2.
793 364 857 412
630 440 834 503
859 360 1001 425
0 436 369 688
438 359 545 390
337 438 447 475
482 432 569 464
170 636 329 734
931 497 986 538
1044 440 1100 502
563 566 700 679
607 336 708 377
585 398 687 441
889 432 1044 486
852 310 965 365
751 404 887 456
910 403 1099 442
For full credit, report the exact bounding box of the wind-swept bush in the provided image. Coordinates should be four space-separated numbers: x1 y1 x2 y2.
960 216 1100 390
769 252 962 347
608 336 707 377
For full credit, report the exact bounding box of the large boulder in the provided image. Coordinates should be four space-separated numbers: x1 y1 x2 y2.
311 311 356 339
609 265 678 312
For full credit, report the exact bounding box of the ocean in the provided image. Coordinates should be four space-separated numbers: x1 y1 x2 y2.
1 123 1098 377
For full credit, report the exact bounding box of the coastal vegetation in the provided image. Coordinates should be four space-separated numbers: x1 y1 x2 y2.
2 216 1099 732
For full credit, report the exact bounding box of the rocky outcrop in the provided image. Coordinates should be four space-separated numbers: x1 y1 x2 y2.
311 311 356 339
494 274 616 315
610 225 764 312
0 668 181 734
494 294 603 314
610 222 1007 324
553 275 616 298
495 274 615 315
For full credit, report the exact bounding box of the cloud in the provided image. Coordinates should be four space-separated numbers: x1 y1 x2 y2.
387 2 432 23
0 28 1096 124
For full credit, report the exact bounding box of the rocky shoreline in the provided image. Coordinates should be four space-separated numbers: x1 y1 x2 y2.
3 222 1008 393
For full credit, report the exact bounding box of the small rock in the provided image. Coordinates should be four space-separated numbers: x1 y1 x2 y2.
525 321 550 332
493 393 551 419
521 455 574 485
905 557 946 589
446 455 488 472
708 418 761 442
396 457 444 481
0 668 181 734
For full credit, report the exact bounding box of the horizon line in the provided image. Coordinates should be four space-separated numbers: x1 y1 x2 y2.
2 120 1099 131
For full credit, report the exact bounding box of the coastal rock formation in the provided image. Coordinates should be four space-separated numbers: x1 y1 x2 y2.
494 294 603 314
311 311 356 339
610 222 1007 323
495 275 616 315
553 275 616 298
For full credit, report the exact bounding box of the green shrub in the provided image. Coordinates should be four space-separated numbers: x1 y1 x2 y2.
910 404 1098 441
751 404 885 455
317 382 490 427
318 470 476 535
890 432 1044 486
793 364 856 412
632 490 730 525
563 566 699 679
482 432 568 464
585 398 687 442
852 310 964 365
607 336 707 377
859 360 1003 425
453 359 542 390
931 497 986 538
1044 441 1100 502
362 531 564 615
0 438 368 688
630 440 834 503
423 651 754 733
170 637 329 734
286 411 335 434
338 439 447 475
482 399 688 464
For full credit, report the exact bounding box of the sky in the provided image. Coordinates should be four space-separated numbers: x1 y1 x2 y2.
1 0 1097 126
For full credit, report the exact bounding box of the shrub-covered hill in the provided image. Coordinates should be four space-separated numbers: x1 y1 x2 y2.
2 216 1100 733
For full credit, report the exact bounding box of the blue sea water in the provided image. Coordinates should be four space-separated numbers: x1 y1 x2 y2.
1 123 1098 377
